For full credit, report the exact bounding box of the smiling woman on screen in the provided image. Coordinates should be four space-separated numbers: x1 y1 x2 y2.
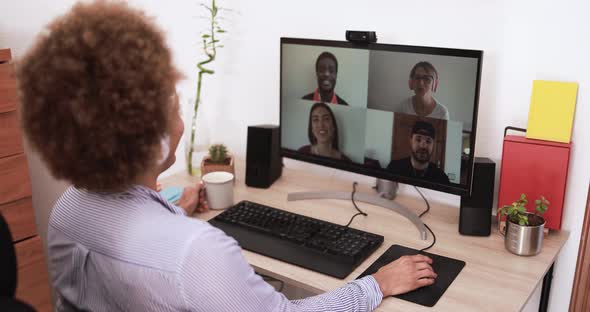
298 102 351 161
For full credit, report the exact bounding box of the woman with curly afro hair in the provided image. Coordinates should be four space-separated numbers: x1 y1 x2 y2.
18 1 435 311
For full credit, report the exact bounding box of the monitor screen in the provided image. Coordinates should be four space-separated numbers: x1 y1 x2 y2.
280 38 483 195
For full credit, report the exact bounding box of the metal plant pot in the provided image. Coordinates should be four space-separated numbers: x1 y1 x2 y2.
504 212 545 256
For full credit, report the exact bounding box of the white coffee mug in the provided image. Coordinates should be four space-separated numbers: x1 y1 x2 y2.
202 171 234 210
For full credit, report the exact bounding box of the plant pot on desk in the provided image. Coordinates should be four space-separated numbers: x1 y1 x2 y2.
200 155 235 177
504 212 546 256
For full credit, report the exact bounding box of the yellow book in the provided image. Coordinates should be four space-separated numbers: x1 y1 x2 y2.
526 80 578 143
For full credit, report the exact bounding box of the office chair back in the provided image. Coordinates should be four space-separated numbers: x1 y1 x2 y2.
0 212 17 297
0 213 37 312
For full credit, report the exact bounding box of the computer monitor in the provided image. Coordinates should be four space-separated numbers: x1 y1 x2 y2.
280 37 483 196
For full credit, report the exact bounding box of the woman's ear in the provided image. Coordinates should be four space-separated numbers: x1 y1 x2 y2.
157 135 170 166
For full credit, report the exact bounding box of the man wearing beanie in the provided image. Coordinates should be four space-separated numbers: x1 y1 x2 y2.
387 120 450 184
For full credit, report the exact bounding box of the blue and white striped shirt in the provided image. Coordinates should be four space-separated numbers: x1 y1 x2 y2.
47 185 383 311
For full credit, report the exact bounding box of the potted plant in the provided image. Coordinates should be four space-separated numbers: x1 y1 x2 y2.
201 144 234 177
499 193 549 256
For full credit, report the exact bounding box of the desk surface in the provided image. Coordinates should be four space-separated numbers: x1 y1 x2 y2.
160 161 569 311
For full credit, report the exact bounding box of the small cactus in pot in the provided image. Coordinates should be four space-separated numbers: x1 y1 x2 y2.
201 144 234 177
208 144 228 163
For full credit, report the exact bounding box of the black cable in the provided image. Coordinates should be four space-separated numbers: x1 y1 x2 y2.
351 182 366 215
414 186 436 252
344 182 367 228
419 223 436 252
344 212 365 228
414 186 430 218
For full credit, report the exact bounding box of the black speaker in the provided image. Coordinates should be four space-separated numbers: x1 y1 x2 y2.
459 157 495 236
246 125 282 188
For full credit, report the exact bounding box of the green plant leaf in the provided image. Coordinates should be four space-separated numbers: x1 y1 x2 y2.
200 4 213 13
534 195 549 215
202 34 211 38
500 206 509 216
217 29 226 33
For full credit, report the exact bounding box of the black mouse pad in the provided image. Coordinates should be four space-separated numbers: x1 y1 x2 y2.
356 244 465 307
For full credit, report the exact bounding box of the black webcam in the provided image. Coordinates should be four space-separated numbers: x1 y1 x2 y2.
345 30 377 44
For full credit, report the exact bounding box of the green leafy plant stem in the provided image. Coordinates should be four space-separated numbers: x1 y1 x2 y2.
188 0 221 175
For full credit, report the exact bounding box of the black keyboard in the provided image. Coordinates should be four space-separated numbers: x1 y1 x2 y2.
209 200 384 278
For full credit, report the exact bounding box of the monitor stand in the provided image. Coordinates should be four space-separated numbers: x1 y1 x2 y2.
375 178 398 200
287 182 427 240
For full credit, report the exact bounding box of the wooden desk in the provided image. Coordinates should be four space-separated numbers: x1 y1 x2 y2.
160 161 569 311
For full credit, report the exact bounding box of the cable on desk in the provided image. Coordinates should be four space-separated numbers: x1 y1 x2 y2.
419 223 436 252
414 186 430 218
414 186 436 252
344 182 367 228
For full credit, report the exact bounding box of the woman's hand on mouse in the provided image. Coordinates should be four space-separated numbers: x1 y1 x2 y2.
372 254 437 297
177 183 209 215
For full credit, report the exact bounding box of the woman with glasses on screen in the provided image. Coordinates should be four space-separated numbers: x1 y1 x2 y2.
399 61 449 120
298 102 352 161
18 2 435 311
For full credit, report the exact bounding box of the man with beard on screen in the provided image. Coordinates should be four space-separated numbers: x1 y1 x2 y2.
387 121 450 184
302 52 349 105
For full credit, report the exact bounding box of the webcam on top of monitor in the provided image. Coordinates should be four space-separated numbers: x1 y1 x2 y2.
345 30 377 44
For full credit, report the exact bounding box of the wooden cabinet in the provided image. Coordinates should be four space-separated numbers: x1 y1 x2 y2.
0 48 52 312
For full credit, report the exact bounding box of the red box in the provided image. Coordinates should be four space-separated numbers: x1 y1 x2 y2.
497 135 571 230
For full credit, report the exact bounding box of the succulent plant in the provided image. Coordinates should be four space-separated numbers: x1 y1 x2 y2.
208 144 228 163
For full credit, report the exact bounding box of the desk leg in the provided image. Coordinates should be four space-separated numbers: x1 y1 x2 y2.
539 263 554 312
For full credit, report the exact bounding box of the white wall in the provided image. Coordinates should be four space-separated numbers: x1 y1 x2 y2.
2 0 589 311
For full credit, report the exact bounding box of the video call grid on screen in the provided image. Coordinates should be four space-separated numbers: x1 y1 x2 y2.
280 38 483 195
